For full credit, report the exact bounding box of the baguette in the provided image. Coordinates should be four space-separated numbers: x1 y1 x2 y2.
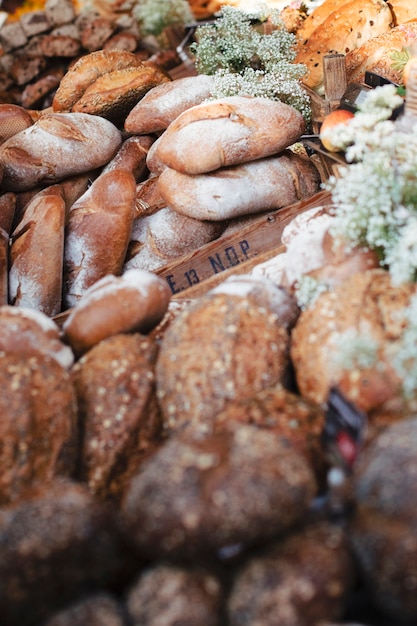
62 269 172 356
102 134 155 182
9 184 66 317
63 169 137 309
150 96 306 175
124 74 215 135
0 112 122 192
157 151 320 221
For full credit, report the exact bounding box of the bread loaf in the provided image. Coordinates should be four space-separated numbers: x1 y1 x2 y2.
150 96 306 175
345 22 417 86
296 0 353 44
102 134 155 182
62 269 171 356
0 112 122 192
52 49 145 112
63 169 136 309
388 0 417 25
0 103 34 146
9 184 66 317
157 150 320 221
124 74 215 135
295 0 393 93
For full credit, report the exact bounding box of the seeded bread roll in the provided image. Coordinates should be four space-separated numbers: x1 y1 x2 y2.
0 351 78 506
9 184 66 317
71 333 162 501
150 96 306 175
157 151 320 221
62 269 171 357
126 564 223 626
388 0 417 25
0 112 122 192
296 0 353 44
122 424 317 560
295 0 393 93
63 169 136 309
156 274 299 437
124 74 215 135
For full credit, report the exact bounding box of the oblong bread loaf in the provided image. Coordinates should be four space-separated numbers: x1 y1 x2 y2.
157 151 320 221
296 0 354 44
62 269 172 356
0 112 121 192
52 50 145 112
151 96 306 175
388 0 417 25
295 0 393 93
345 21 417 85
124 74 215 135
63 169 136 309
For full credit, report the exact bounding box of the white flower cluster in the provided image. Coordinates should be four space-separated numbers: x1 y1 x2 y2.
331 328 379 372
293 275 329 310
324 84 417 285
132 0 194 37
191 4 311 121
392 293 417 398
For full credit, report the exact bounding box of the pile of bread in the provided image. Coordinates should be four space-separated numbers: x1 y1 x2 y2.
1 2 417 625
295 0 417 93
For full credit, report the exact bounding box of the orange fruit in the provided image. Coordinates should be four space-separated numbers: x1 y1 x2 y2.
319 109 355 152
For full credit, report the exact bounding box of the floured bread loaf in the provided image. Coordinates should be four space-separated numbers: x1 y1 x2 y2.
295 0 393 93
124 74 215 135
157 151 320 221
345 22 417 86
150 96 306 175
0 112 122 192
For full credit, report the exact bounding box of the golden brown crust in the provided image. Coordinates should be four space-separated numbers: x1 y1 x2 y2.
388 0 417 25
0 103 34 146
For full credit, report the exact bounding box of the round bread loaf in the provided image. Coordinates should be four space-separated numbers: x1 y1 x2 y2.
157 151 320 221
62 269 172 357
156 274 299 436
0 103 34 146
71 333 162 501
290 268 416 412
150 96 306 175
0 351 78 506
124 74 215 135
121 424 317 560
126 564 223 626
0 112 122 192
0 305 74 369
350 417 417 621
43 593 127 626
227 521 354 626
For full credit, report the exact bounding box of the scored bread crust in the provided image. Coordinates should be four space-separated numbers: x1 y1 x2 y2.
295 0 393 92
296 0 354 44
345 21 417 85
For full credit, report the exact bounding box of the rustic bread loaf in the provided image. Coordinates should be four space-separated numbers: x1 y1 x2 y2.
72 63 171 125
123 205 225 273
62 269 171 356
0 351 78 506
157 150 320 221
0 112 122 192
345 21 417 86
0 305 74 369
71 333 162 501
150 96 306 174
155 274 299 436
290 268 416 413
52 49 145 112
43 594 127 626
295 0 393 93
124 74 215 135
9 184 66 317
121 424 317 560
102 134 155 182
296 0 353 44
388 0 417 25
0 103 34 146
63 169 136 309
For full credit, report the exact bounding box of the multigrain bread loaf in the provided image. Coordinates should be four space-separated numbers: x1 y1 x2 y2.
63 169 136 309
155 275 300 436
388 0 417 25
345 21 417 86
296 0 354 44
9 184 66 317
157 151 321 221
0 112 122 192
0 352 78 506
62 269 171 357
295 0 393 93
121 424 317 560
124 74 215 135
71 333 162 501
149 96 306 175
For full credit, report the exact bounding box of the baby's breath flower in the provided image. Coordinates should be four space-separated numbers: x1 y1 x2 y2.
133 0 194 37
392 293 417 397
293 275 329 310
330 328 379 372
